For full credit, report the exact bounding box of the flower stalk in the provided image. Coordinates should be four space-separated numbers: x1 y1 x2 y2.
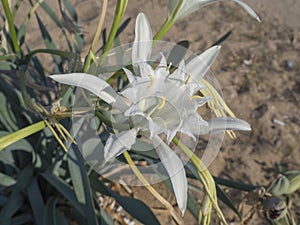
99 0 128 65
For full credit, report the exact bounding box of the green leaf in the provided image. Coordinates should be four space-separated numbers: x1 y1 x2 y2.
187 191 201 220
0 172 16 187
11 213 32 225
41 170 85 216
0 192 24 225
15 166 34 190
0 92 18 132
210 30 232 47
0 61 16 70
63 0 77 22
216 184 242 219
27 178 45 223
0 54 15 61
0 121 46 151
24 49 75 63
90 175 160 225
67 144 99 225
0 195 8 206
100 208 114 225
34 13 61 65
39 1 64 28
12 0 22 18
43 197 69 225
213 176 257 192
167 40 189 67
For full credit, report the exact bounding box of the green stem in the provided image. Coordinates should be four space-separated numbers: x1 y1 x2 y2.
1 0 20 56
0 120 46 150
153 18 175 41
99 0 128 65
82 50 94 73
153 0 183 41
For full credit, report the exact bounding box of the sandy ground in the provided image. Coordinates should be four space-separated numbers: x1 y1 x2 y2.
2 0 300 224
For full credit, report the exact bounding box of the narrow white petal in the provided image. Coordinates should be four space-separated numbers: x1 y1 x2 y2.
192 96 211 108
179 122 196 141
50 73 116 104
123 67 136 84
186 46 221 82
191 117 251 135
139 61 155 78
233 0 260 22
155 53 169 78
184 82 205 96
170 60 187 82
208 117 251 133
132 13 152 74
152 135 187 215
104 129 137 162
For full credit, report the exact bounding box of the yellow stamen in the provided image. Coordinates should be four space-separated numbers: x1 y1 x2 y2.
185 74 191 84
166 62 172 71
157 96 166 110
147 74 154 89
190 95 203 100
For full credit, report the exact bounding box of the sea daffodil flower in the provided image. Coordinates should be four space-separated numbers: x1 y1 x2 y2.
168 0 260 22
50 13 251 215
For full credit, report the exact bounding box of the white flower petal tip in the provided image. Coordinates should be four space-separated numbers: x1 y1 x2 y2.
152 135 188 215
49 73 116 104
208 117 251 134
233 0 261 22
132 13 152 73
122 67 136 84
104 129 137 162
186 46 221 81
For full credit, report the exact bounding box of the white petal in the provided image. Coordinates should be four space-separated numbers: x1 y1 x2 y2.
184 113 208 136
186 46 221 82
152 135 187 215
179 122 196 141
166 129 177 144
50 73 116 104
123 67 137 84
139 61 155 78
192 96 211 108
155 53 169 78
170 60 187 82
104 129 137 162
132 13 152 74
170 0 260 22
184 82 205 96
233 0 260 22
191 117 251 135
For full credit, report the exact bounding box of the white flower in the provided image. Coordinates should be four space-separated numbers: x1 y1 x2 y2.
50 13 251 215
168 0 260 22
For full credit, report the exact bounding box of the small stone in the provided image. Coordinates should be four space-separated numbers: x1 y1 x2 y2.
272 118 285 126
284 60 293 70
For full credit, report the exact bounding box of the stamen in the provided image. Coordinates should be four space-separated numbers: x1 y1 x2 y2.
147 74 154 89
166 62 172 71
157 96 166 110
190 95 202 100
185 74 191 84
